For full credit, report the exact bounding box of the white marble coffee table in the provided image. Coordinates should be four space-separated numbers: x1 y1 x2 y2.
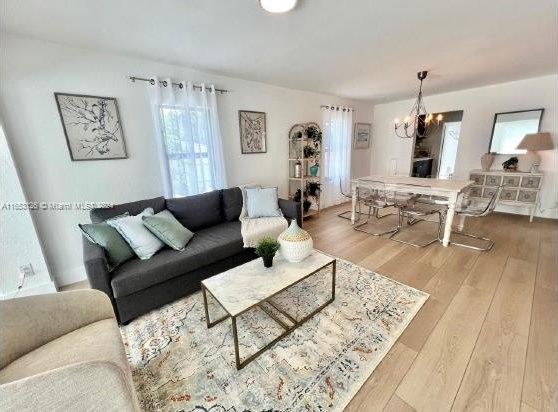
201 250 336 370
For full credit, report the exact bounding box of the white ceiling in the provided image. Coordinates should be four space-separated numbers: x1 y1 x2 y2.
2 0 557 103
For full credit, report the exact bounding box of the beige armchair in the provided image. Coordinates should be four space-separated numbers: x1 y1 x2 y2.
0 290 140 412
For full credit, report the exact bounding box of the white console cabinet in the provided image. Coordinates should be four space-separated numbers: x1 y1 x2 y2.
469 169 543 222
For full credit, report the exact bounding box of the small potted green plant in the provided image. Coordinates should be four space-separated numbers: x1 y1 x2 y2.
255 236 280 268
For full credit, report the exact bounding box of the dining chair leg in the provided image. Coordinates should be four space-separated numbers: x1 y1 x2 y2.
338 210 362 221
389 208 439 248
446 232 495 251
338 198 364 222
437 211 494 251
354 205 399 236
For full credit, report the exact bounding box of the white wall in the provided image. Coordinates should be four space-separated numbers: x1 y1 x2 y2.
371 75 558 219
0 35 373 287
0 122 55 297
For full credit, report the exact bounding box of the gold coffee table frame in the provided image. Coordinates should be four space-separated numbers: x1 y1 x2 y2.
201 259 336 370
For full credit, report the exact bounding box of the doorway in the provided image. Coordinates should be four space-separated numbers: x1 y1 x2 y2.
411 110 463 179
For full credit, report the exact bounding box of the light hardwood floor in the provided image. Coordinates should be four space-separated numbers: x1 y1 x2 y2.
63 204 557 411
303 203 557 412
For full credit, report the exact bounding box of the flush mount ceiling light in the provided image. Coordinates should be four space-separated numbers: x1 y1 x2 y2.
259 0 297 13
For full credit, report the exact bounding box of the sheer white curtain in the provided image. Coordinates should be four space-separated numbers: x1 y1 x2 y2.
321 106 353 208
148 77 227 198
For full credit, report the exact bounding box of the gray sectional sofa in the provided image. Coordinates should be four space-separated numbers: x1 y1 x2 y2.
83 187 301 324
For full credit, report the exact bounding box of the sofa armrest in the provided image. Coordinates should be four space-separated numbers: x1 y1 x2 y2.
279 198 302 227
82 236 114 302
0 290 114 369
0 361 140 412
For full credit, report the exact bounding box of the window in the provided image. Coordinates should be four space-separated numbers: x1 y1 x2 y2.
159 106 216 197
148 80 227 198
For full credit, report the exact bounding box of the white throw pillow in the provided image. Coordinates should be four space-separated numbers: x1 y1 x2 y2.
108 208 165 260
245 186 283 218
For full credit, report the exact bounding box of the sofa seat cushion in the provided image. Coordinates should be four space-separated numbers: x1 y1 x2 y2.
0 319 126 384
110 221 245 298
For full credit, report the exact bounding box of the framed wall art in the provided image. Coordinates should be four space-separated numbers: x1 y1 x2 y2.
239 110 266 154
54 92 127 160
354 122 371 149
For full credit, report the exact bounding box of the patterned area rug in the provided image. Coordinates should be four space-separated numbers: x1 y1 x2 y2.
121 257 428 411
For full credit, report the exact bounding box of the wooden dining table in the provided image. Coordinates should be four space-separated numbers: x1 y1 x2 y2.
350 175 473 247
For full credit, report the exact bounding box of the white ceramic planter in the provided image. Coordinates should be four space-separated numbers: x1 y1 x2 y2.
278 220 313 262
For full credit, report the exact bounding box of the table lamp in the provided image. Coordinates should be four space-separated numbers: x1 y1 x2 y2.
516 132 554 173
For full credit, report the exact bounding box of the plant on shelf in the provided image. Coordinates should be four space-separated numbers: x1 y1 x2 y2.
303 145 316 159
306 181 321 197
292 188 302 203
303 199 312 213
306 125 322 145
255 236 280 268
289 128 303 158
292 130 303 140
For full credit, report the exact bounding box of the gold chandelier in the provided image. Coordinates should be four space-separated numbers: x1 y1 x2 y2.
394 71 443 139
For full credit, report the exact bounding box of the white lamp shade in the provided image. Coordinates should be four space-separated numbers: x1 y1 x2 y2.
260 0 297 13
516 132 554 151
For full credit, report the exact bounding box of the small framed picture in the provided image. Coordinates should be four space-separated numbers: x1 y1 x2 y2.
55 92 127 161
354 123 371 149
239 110 266 154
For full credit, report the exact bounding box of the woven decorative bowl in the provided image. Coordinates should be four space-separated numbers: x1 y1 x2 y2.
278 220 313 262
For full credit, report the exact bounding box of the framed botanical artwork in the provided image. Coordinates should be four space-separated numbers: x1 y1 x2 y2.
54 92 127 161
354 122 371 149
239 110 266 154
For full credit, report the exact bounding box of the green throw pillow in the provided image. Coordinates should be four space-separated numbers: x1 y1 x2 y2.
142 209 194 251
79 213 135 270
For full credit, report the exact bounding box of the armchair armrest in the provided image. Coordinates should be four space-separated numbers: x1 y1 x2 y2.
0 290 114 369
0 361 140 412
82 236 114 302
279 198 302 227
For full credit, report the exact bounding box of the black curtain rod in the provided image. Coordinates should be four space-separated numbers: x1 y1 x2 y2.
129 76 229 94
321 105 355 112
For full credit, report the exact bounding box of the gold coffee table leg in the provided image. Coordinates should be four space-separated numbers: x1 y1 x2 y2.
231 259 336 370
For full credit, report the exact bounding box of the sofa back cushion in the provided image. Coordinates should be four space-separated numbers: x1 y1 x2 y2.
166 190 223 231
245 186 282 218
90 196 166 223
221 187 243 221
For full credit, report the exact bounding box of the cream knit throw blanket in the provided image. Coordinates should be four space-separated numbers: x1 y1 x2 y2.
239 185 288 248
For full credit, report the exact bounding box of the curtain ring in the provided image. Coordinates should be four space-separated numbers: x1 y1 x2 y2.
149 79 156 85
162 80 168 87
179 82 184 89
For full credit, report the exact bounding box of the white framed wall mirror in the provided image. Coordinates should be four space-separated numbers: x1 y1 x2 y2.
488 109 544 154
